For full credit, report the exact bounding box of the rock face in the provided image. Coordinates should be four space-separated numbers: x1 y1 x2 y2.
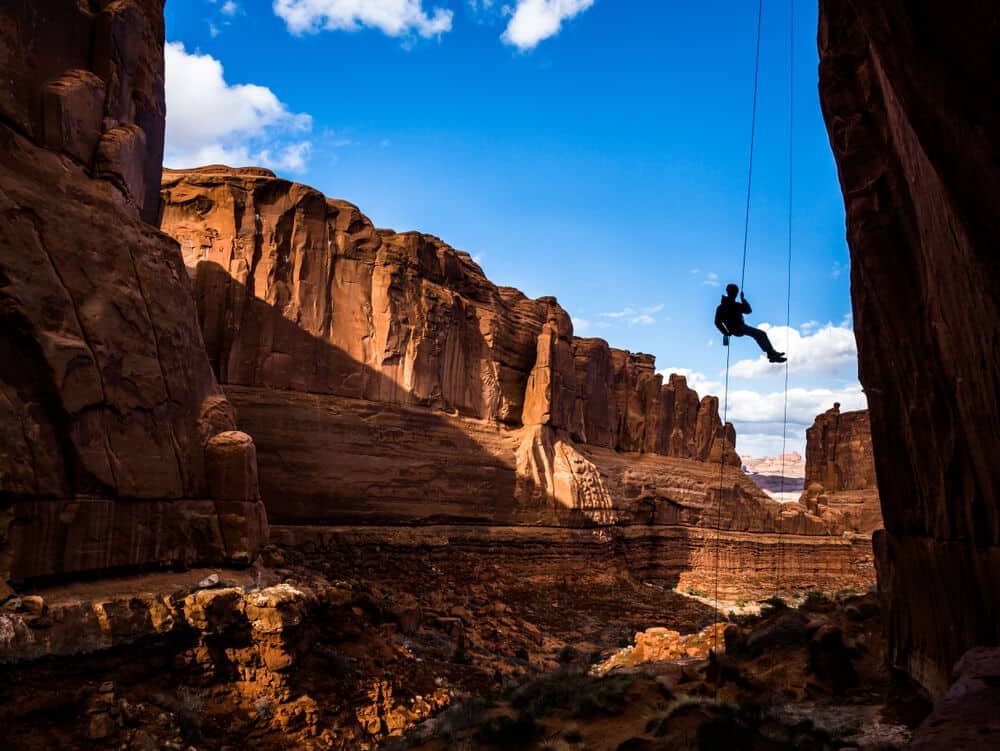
0 0 267 594
799 405 882 535
159 167 875 599
819 0 1000 696
159 166 740 475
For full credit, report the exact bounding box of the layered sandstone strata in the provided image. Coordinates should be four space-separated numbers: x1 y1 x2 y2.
799 405 882 535
0 0 267 595
159 168 873 597
819 0 1000 696
160 166 739 466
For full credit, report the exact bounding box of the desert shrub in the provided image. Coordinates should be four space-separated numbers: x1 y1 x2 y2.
697 713 753 751
473 713 539 747
563 722 583 742
556 645 580 664
512 673 635 720
431 697 490 740
801 590 835 613
759 596 788 617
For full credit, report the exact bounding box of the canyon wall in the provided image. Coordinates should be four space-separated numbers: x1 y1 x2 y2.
800 405 882 535
159 167 875 598
819 0 1000 696
160 166 736 465
159 166 744 527
0 0 267 595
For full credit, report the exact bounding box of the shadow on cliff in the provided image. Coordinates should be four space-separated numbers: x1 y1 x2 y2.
193 262 732 620
194 261 528 527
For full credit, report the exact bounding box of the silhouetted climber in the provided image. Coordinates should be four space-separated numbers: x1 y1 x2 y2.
715 283 786 362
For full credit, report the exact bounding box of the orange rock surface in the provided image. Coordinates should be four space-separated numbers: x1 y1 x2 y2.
159 167 874 600
0 0 267 593
799 405 883 535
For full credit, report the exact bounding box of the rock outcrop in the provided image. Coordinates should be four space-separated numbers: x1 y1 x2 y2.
0 0 267 595
160 166 739 466
819 0 1000 696
799 405 882 534
159 167 874 599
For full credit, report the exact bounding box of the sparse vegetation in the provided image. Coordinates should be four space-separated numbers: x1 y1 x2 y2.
473 712 540 747
760 595 788 617
562 722 583 743
556 645 580 664
428 698 491 741
511 672 640 720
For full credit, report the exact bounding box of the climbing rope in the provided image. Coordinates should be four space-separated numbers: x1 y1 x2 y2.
776 0 795 595
737 0 764 293
713 0 764 658
712 0 797 659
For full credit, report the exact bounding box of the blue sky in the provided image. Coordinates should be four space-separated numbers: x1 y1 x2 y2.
164 0 866 457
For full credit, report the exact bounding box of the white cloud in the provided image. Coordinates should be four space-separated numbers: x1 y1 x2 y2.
657 368 723 398
656 371 868 455
572 317 590 335
273 0 453 37
468 0 496 15
164 42 313 174
600 303 663 327
502 0 594 50
702 271 721 287
832 259 848 279
736 432 800 460
726 383 867 427
728 322 857 378
221 0 239 15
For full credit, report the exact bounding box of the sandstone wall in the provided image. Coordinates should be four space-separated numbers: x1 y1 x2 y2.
158 170 867 598
159 167 739 469
819 0 1000 696
799 405 882 535
0 0 267 594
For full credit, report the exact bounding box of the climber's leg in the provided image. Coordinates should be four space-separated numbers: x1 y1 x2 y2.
743 325 785 361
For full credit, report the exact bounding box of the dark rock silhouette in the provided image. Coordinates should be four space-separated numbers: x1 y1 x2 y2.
820 0 1000 699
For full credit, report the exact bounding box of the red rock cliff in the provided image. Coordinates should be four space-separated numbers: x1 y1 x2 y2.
157 167 876 599
0 0 267 596
819 0 1000 696
799 405 882 535
160 166 739 468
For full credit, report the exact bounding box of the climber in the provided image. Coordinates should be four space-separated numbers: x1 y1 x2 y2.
714 284 787 362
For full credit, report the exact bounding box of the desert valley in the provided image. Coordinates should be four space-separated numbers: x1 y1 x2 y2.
0 1 997 750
